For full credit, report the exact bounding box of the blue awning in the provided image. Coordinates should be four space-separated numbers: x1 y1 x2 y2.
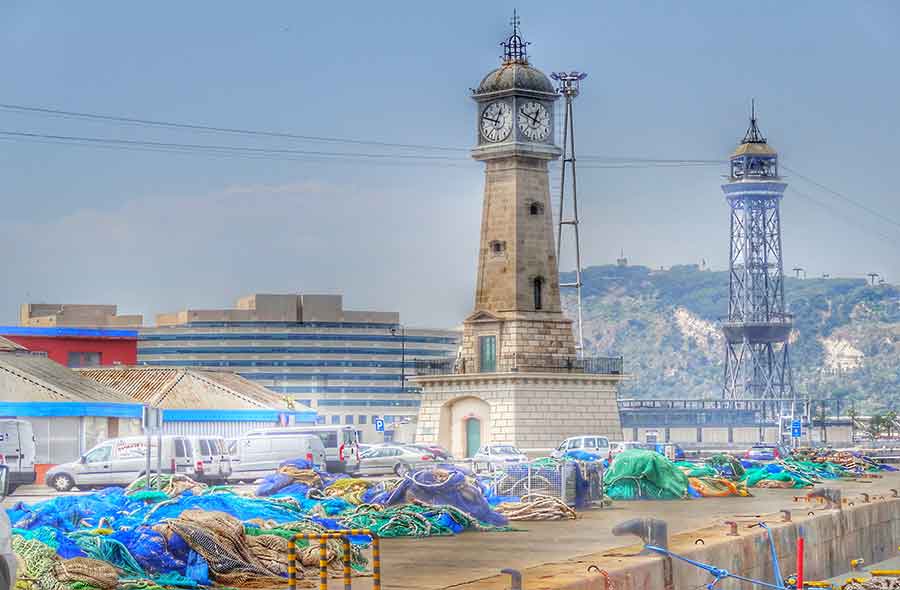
0 401 144 418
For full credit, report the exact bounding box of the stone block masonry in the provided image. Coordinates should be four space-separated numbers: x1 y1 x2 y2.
415 372 622 455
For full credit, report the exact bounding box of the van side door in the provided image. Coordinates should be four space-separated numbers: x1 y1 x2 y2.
78 444 114 486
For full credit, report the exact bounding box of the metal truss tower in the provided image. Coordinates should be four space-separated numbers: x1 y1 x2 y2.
721 105 795 415
552 71 587 357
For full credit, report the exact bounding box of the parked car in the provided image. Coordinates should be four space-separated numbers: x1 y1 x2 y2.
241 426 360 473
0 465 17 588
186 436 232 484
609 441 655 459
653 443 686 461
358 445 434 476
551 435 611 459
0 419 36 492
472 445 529 468
45 435 196 492
405 443 452 461
228 433 326 482
745 443 791 461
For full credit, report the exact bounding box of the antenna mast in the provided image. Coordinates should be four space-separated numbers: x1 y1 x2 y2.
552 70 588 358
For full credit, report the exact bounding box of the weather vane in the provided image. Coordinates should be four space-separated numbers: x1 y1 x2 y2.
501 9 529 64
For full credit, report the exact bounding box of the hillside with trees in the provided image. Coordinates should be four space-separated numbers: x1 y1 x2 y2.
562 264 900 412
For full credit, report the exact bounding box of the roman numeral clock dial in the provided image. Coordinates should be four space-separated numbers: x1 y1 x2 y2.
480 101 512 142
518 101 551 141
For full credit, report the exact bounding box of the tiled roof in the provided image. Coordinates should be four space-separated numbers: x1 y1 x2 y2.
0 352 137 403
76 366 289 410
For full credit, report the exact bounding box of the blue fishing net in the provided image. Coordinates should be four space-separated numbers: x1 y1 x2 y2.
255 473 294 497
111 527 187 574
401 467 508 527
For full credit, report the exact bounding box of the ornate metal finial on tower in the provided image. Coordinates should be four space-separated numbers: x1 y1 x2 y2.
742 99 767 144
721 106 796 427
501 9 530 64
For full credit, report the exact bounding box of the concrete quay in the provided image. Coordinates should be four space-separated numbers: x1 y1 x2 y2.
354 474 900 590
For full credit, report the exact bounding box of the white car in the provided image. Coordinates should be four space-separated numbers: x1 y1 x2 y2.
472 445 529 469
551 435 611 459
0 465 17 587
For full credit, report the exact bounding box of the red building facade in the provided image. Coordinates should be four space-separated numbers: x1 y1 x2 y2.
0 327 137 367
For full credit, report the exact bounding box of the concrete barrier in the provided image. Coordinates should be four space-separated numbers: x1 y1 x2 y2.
449 497 900 589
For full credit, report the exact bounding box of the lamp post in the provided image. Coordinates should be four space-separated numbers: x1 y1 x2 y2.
390 326 405 391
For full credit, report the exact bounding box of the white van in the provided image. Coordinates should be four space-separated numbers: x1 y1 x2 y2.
186 436 232 484
242 426 360 473
0 465 17 587
0 419 36 492
45 435 195 492
228 433 326 482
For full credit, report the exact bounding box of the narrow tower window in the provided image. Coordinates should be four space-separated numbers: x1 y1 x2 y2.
533 277 544 310
489 240 506 255
529 202 544 215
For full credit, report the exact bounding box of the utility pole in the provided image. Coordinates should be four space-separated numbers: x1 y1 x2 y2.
867 272 879 286
552 70 587 358
792 267 804 279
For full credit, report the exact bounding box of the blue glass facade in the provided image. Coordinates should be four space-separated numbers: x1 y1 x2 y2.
138 321 458 433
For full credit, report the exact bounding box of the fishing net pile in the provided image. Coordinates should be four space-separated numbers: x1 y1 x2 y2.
604 450 690 500
7 462 513 589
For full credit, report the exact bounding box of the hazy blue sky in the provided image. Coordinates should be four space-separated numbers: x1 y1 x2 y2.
1 1 897 328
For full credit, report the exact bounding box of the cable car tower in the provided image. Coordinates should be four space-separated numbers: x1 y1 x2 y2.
721 104 795 418
552 70 587 357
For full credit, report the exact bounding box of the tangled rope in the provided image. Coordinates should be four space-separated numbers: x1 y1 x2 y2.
321 478 372 504
277 465 323 488
495 494 577 520
125 474 207 497
52 558 118 590
11 536 64 590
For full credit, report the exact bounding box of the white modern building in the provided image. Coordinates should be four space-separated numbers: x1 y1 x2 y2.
138 294 458 442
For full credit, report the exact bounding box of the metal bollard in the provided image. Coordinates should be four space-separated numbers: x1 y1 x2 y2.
861 493 870 504
612 518 669 554
780 510 792 522
807 487 842 510
501 568 522 590
723 521 739 536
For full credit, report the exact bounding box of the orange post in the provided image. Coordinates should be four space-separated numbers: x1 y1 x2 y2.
797 536 804 589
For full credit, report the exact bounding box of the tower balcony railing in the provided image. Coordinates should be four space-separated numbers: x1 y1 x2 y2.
721 312 794 326
413 354 624 377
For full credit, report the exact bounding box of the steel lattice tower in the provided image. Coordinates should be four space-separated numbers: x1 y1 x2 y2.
721 107 795 414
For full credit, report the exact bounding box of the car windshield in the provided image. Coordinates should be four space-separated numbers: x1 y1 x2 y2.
489 446 519 454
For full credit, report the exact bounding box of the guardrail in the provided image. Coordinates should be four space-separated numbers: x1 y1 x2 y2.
414 354 624 376
287 529 381 590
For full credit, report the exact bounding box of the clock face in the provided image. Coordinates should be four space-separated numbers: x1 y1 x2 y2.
518 101 551 142
480 101 512 142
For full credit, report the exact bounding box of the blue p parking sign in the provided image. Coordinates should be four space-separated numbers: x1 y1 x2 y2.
791 419 802 438
374 418 385 432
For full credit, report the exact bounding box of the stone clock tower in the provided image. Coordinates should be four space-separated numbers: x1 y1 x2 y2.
413 19 622 457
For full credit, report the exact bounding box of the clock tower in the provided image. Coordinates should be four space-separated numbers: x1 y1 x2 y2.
461 18 575 370
413 17 622 458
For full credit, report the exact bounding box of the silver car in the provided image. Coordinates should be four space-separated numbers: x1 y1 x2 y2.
472 445 529 470
358 445 435 476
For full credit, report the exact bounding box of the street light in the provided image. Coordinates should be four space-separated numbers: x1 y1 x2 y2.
390 326 405 391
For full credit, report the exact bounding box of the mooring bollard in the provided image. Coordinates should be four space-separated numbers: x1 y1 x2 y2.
723 521 739 536
501 568 522 590
612 517 669 554
780 509 792 522
807 487 842 510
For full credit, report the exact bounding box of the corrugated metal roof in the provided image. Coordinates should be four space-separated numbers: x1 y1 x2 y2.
0 352 137 403
0 337 26 352
76 366 288 410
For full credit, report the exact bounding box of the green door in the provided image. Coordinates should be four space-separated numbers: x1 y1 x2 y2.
465 418 481 458
479 336 496 372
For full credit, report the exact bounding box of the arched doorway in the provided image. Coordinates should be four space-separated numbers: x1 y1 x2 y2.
438 396 491 459
465 417 482 458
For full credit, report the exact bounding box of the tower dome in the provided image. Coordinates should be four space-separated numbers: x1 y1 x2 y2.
474 14 555 96
729 104 778 179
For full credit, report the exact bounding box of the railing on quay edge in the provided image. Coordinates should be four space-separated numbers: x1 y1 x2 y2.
414 354 624 376
288 529 381 590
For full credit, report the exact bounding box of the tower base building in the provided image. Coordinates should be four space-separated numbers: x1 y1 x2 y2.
413 20 623 456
